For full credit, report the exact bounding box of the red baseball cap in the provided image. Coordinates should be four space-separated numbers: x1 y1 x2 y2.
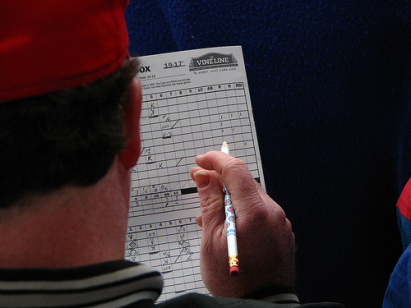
398 178 411 222
0 0 130 103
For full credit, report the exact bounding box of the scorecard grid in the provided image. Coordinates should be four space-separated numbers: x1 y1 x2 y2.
125 82 262 301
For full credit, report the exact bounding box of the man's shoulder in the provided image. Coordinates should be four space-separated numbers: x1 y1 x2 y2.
156 293 344 308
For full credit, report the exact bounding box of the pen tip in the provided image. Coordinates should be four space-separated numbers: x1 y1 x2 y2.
221 141 229 153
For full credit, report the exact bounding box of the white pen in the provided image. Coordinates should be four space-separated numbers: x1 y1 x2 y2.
221 141 239 276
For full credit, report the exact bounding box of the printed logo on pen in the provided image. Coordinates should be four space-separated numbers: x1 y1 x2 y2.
189 53 238 71
227 229 236 236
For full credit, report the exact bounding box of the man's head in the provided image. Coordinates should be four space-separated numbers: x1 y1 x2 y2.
0 0 140 209
0 59 139 209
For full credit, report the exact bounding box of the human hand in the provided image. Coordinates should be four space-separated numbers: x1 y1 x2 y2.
190 151 296 298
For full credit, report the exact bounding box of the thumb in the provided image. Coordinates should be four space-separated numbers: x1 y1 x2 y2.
193 170 225 232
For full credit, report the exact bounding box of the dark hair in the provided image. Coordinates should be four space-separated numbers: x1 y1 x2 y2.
0 59 139 209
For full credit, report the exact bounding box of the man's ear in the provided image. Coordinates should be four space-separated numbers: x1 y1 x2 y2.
119 77 142 169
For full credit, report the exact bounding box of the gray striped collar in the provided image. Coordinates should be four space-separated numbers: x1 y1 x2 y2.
0 260 163 308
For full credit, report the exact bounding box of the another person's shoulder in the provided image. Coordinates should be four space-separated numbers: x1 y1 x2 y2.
383 244 411 307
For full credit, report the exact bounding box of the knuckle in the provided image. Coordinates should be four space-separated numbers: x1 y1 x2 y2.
223 157 248 175
199 193 221 210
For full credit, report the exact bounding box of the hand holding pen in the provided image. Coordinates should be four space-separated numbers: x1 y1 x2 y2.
190 147 296 298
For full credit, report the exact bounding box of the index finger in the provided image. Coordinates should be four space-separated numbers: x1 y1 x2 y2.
195 151 263 211
195 151 248 179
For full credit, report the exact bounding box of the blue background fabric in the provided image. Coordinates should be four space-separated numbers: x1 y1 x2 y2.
125 2 411 307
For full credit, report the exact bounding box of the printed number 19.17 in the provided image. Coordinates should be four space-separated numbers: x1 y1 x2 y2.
164 61 184 69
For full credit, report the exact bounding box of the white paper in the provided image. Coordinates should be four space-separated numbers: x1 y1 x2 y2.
125 46 265 302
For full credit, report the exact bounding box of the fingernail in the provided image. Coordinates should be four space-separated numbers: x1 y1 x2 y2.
193 171 210 189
